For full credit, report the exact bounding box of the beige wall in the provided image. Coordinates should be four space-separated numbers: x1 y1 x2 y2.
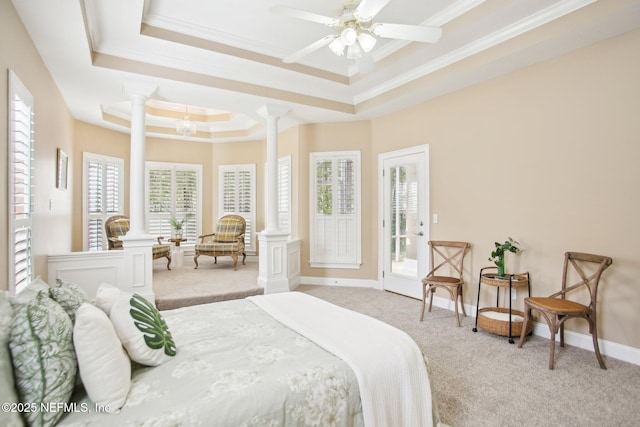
1 0 75 287
2 0 639 351
371 28 640 348
73 123 216 251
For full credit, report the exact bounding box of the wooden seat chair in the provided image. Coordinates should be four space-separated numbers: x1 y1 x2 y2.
518 252 613 369
105 215 172 270
420 241 471 326
194 214 246 270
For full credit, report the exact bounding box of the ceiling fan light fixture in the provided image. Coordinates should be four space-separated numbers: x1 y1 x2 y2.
329 37 346 56
346 42 362 59
357 31 377 52
340 27 358 46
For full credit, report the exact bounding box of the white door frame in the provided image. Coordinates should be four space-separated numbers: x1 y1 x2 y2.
377 145 430 299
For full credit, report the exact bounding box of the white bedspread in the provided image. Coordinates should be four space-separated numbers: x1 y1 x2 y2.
249 292 436 427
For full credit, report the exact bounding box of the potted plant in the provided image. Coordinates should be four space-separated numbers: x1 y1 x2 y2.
488 237 522 277
169 214 192 239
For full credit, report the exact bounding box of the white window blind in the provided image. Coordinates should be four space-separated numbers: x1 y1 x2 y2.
278 156 292 234
146 162 201 243
83 153 123 251
219 164 256 253
310 151 361 269
8 71 35 294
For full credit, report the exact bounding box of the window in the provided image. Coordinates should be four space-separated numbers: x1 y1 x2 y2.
8 71 34 294
146 162 201 243
278 156 292 234
310 151 361 268
83 153 124 251
219 164 256 253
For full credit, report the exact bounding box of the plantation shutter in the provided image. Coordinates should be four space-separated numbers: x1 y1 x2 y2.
310 151 361 268
219 164 256 253
278 156 291 234
146 162 201 242
8 71 35 293
84 154 123 251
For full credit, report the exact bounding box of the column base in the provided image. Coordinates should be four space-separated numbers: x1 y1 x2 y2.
257 231 301 294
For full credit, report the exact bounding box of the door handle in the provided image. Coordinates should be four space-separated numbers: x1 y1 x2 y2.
414 231 424 236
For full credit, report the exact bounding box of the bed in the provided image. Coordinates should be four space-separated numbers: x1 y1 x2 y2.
3 287 440 427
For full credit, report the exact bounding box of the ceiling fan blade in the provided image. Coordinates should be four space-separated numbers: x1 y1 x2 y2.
283 35 337 64
355 0 391 21
355 54 375 74
270 5 338 27
373 23 442 43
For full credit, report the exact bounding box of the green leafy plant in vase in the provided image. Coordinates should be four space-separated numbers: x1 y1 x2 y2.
489 237 522 277
169 214 193 239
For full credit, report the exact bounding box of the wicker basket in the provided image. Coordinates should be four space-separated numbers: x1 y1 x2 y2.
477 307 532 337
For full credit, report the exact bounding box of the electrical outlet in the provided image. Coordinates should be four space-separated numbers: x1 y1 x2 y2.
432 213 439 224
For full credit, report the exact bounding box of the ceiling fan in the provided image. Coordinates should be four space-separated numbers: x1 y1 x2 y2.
271 0 442 72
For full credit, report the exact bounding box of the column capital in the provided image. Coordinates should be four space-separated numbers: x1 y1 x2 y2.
257 104 290 119
123 81 158 101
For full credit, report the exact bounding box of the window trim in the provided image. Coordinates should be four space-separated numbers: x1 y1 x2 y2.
145 161 203 246
7 70 35 294
309 150 362 269
82 152 124 251
219 164 257 254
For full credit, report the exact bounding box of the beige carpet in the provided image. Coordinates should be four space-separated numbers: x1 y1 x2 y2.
151 264 640 426
152 257 262 310
298 285 640 427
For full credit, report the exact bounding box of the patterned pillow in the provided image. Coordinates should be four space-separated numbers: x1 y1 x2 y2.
49 278 90 323
74 303 131 412
110 292 177 366
9 290 77 427
0 292 23 427
9 276 49 309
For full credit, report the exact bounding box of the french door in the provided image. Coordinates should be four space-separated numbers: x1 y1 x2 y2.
379 146 429 299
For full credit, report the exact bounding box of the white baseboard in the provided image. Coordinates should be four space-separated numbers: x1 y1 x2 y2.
301 276 379 288
300 279 640 367
429 294 640 367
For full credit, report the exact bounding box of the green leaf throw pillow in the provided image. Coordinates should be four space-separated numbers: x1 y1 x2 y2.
9 290 77 427
110 292 177 366
49 278 90 324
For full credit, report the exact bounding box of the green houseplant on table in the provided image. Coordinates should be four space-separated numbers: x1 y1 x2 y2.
169 214 193 239
488 237 522 277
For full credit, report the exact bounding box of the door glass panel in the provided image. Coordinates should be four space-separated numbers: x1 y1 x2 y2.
390 164 419 278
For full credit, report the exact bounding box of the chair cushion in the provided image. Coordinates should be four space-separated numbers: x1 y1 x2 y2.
196 242 242 255
152 244 171 256
108 218 129 237
214 219 244 242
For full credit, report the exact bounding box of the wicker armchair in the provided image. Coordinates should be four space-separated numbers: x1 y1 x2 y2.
105 215 172 270
194 215 246 270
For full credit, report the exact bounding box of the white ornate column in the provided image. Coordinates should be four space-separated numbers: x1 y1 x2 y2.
256 105 300 293
119 81 158 302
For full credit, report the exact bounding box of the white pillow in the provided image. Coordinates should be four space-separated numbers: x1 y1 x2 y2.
94 282 122 315
74 303 131 412
110 292 177 366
